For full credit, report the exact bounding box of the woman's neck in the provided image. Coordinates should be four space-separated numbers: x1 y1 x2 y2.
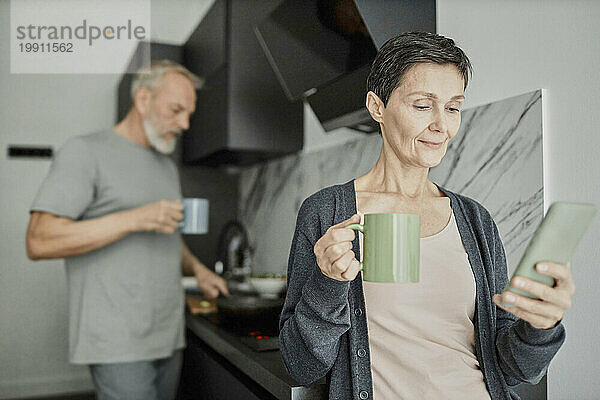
355 149 441 201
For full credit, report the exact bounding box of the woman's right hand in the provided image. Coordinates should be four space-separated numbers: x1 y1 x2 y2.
314 214 362 281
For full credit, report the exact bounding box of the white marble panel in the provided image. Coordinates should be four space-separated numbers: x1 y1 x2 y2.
239 90 543 275
429 90 543 271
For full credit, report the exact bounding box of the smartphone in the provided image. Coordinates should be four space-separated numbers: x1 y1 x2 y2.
503 201 597 300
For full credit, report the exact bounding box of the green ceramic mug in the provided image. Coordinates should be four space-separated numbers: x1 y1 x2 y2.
347 213 420 283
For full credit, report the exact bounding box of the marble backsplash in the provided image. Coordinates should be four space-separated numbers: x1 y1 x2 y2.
239 90 543 275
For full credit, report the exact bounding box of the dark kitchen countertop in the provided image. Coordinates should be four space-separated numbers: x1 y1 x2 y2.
185 310 326 400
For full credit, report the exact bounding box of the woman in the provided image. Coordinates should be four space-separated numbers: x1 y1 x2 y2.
279 32 574 400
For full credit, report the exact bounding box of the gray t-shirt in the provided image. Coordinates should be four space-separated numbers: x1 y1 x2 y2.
31 130 184 364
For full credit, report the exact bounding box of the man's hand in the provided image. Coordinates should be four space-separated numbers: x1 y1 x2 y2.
193 263 230 300
129 200 183 234
493 261 576 329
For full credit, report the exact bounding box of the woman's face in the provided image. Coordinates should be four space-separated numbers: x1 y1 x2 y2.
376 62 465 169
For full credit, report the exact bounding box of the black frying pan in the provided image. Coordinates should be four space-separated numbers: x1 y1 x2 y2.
216 295 284 336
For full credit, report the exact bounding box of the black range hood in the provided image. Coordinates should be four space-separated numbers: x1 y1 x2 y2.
181 0 304 167
255 0 436 133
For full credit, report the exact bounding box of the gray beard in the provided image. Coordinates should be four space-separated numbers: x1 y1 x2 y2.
143 118 177 154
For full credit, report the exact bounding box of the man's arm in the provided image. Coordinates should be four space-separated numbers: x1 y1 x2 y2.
181 240 203 276
27 200 183 260
26 211 135 260
181 240 229 299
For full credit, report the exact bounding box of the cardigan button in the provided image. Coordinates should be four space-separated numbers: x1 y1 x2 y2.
357 348 367 357
359 390 369 399
354 308 363 316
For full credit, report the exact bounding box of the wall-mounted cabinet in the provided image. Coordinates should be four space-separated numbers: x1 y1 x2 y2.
181 0 303 167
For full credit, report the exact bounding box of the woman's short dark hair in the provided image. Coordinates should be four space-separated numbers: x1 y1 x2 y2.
366 31 472 106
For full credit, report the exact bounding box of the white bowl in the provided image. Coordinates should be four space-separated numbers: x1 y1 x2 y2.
249 277 287 298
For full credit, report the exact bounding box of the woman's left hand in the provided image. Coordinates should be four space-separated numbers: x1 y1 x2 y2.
493 261 575 330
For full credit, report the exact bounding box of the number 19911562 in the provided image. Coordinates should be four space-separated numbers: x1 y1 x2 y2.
19 42 73 53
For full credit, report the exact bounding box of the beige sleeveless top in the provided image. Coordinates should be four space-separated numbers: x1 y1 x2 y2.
359 210 491 399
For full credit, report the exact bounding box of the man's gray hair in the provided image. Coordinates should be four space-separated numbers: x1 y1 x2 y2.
130 59 204 99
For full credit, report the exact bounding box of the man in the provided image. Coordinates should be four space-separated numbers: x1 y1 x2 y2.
26 60 228 400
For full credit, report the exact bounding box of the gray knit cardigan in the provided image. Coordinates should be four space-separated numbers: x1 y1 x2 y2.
279 180 565 400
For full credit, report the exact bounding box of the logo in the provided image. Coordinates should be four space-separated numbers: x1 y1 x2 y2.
11 0 151 74
15 19 146 46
